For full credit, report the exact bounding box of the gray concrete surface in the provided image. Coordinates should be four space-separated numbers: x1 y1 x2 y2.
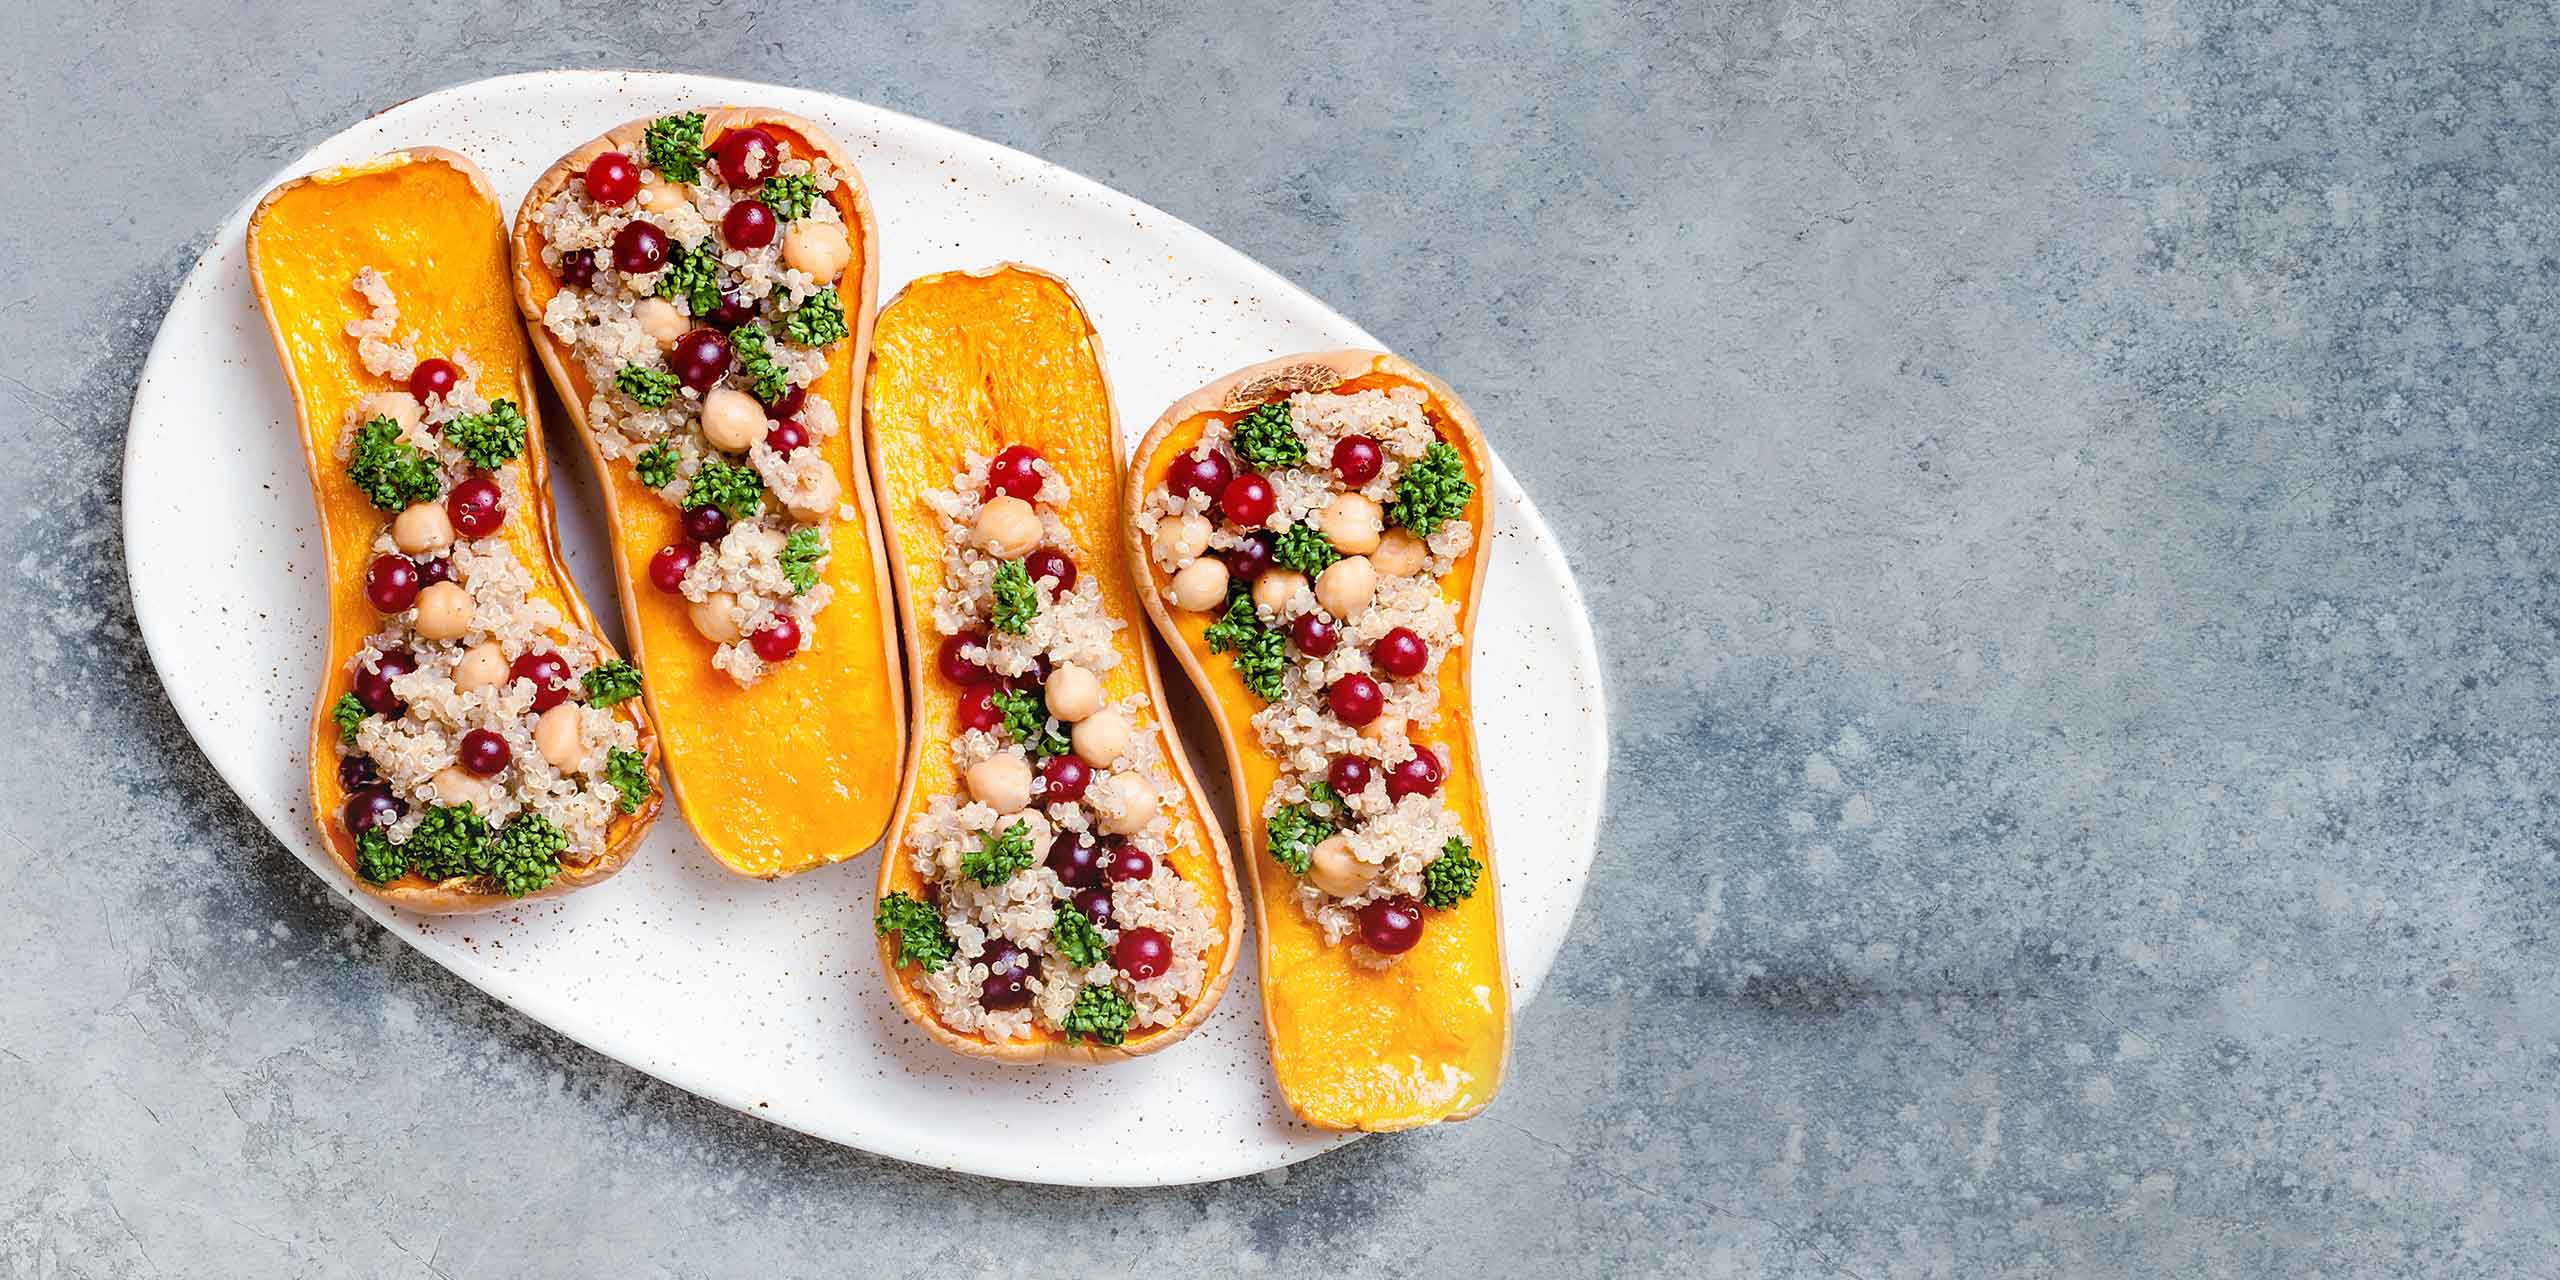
5 0 2555 1275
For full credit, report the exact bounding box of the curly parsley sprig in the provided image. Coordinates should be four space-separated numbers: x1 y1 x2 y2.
345 416 440 511
642 112 707 183
875 891 956 972
1388 440 1473 537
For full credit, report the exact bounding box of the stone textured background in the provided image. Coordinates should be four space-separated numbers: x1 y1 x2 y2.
5 1 2556 1275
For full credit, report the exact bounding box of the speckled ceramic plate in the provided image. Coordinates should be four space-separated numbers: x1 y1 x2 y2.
123 70 1606 1186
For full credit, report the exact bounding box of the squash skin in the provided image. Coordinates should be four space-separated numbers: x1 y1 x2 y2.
246 148 662 913
510 110 906 879
864 265 1243 1062
1127 351 1511 1127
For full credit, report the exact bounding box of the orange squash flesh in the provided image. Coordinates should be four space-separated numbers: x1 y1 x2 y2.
247 149 662 912
1129 352 1510 1127
511 110 905 878
864 265 1243 1061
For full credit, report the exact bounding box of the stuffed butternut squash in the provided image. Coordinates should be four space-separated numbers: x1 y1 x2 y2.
248 148 663 913
511 109 904 878
864 265 1242 1061
1129 351 1509 1127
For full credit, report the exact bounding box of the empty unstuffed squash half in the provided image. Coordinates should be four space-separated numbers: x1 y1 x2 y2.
249 148 663 912
865 265 1242 1060
1128 351 1510 1127
511 108 904 878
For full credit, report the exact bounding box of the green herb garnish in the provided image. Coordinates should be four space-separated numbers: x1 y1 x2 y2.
345 416 440 511
1062 984 1135 1045
445 399 528 470
681 458 764 518
582 660 642 708
1203 590 1287 700
1265 800 1334 875
1272 523 1339 576
780 525 826 593
615 364 680 410
729 326 791 404
1051 901 1108 968
354 830 406 885
990 686 1070 760
1388 440 1473 537
758 173 818 221
643 112 708 183
405 804 490 883
634 442 679 490
1231 401 1304 470
990 559 1039 635
875 891 956 972
484 814 567 898
782 289 848 347
330 694 368 743
655 240 721 316
959 820 1035 886
605 747 652 814
1422 836 1483 910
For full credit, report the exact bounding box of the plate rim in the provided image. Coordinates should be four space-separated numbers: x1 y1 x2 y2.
121 67 1611 1186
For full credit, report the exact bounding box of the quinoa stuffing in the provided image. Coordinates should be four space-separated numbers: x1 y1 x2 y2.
1138 386 1485 963
531 112 860 686
874 448 1219 1046
330 268 654 896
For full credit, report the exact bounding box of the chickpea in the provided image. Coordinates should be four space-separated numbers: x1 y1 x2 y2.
1314 555 1376 618
781 220 852 283
1153 512 1211 564
412 581 472 641
639 174 690 214
1251 567 1308 616
974 496 1043 558
358 390 424 434
1071 708 1132 768
1372 527 1429 577
392 500 454 555
1360 709 1409 746
1168 557 1229 612
700 386 769 451
1316 493 1384 556
429 766 491 813
1307 834 1377 897
634 296 689 348
1095 772 1158 836
689 591 743 643
453 641 508 694
1045 664 1104 723
967 751 1034 813
534 703 586 769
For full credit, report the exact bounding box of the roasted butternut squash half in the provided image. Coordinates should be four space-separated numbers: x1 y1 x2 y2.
511 109 904 878
1128 351 1509 1127
864 265 1242 1061
248 148 663 913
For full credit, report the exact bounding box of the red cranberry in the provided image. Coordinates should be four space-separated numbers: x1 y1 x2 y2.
936 631 994 685
983 445 1044 501
680 504 730 544
979 939 1040 1010
957 686 1003 733
1328 674 1383 726
1113 927 1172 980
446 473 504 538
765 418 809 454
705 289 758 330
1220 473 1276 526
1025 549 1075 594
407 359 459 403
412 555 454 586
510 651 573 712
1372 627 1429 677
1040 754 1091 803
336 754 379 789
671 328 732 391
1387 744 1445 800
584 151 640 205
648 543 695 594
750 617 801 662
769 385 808 420
343 786 403 835
355 649 414 716
1104 839 1154 883
1357 897 1425 954
557 249 600 289
1327 755 1373 797
1072 885 1115 929
1166 449 1233 501
1333 434 1384 486
1223 531 1277 581
458 728 511 776
1291 613 1339 657
1047 832 1104 888
612 219 668 273
363 554 420 613
712 126 780 186
721 198 777 249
